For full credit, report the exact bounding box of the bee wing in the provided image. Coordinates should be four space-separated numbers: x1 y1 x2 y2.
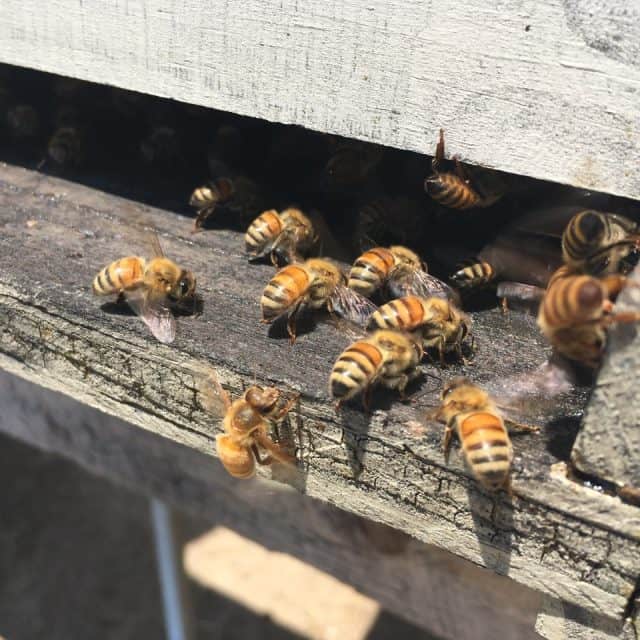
148 230 165 258
196 366 231 418
328 284 378 328
125 288 176 344
389 269 460 304
489 358 577 420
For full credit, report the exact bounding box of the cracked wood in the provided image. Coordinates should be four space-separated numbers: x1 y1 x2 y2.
0 163 638 621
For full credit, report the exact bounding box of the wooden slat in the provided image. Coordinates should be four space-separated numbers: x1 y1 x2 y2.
0 371 546 640
0 1 639 199
0 162 638 621
572 263 640 490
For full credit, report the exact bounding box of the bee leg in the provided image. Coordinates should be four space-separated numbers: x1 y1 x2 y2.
505 419 540 435
115 291 126 305
361 385 374 413
604 311 640 325
454 157 470 183
502 475 513 496
192 205 215 233
255 433 295 465
501 297 509 314
442 425 454 463
431 128 445 172
251 443 273 466
274 392 300 421
287 302 303 344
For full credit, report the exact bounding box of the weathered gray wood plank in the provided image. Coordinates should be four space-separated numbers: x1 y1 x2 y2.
0 162 638 620
572 263 640 491
0 371 545 640
0 1 639 200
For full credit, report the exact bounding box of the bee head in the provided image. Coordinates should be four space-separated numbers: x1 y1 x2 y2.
174 270 196 300
245 386 280 415
441 376 470 400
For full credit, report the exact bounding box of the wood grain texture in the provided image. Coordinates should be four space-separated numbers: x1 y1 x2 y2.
0 371 545 640
0 1 639 199
0 162 638 621
572 263 640 489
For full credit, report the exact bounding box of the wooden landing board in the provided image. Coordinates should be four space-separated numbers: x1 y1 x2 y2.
0 1 638 200
0 162 638 621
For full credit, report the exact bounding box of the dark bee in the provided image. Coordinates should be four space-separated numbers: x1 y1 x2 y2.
424 129 503 210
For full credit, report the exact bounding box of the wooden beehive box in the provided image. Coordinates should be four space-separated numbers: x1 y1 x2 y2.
0 2 639 639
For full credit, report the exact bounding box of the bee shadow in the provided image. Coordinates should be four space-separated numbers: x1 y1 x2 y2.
99 300 135 316
99 295 204 318
467 481 514 577
336 373 428 479
544 415 581 461
269 395 309 492
172 293 205 318
267 314 318 342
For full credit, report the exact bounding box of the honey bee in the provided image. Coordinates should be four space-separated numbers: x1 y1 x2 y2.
537 270 640 368
260 258 377 342
430 378 538 492
200 370 297 479
325 138 384 188
245 208 318 264
139 125 183 168
348 245 458 302
189 177 235 232
92 232 196 343
561 210 640 276
354 196 427 254
424 129 503 210
46 126 85 168
367 296 472 363
329 330 423 411
6 104 39 139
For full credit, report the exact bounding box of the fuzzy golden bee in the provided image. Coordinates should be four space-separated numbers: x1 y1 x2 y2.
261 258 377 342
431 378 538 492
216 386 298 479
199 369 297 480
424 129 502 210
368 296 472 363
348 245 457 302
537 269 640 368
189 177 235 232
561 210 640 276
245 207 317 264
329 330 423 411
92 233 196 344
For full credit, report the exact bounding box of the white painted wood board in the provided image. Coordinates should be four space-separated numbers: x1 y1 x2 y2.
0 0 639 200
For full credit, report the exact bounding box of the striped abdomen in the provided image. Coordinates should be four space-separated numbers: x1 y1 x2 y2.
348 247 395 296
425 173 481 210
92 256 145 295
329 340 383 402
245 209 283 254
450 260 495 289
459 412 512 490
261 264 311 322
367 295 426 331
562 210 637 275
216 434 255 479
538 274 604 331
